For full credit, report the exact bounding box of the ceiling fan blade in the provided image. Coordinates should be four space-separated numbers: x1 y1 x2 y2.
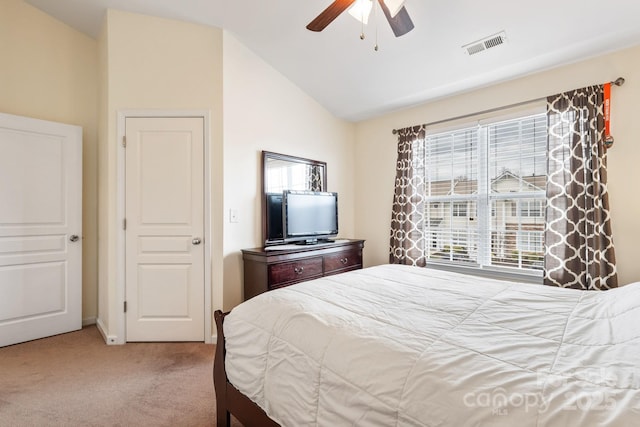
378 0 414 37
307 0 357 32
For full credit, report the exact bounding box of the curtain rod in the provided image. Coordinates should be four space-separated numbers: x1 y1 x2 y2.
391 77 626 135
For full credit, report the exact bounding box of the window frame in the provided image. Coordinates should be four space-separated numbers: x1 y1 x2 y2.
519 199 544 217
420 106 546 282
452 202 468 217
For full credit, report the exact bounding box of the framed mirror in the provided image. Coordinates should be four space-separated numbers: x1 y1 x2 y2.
262 151 327 245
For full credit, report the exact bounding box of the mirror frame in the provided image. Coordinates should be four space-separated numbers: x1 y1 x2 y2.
262 151 327 246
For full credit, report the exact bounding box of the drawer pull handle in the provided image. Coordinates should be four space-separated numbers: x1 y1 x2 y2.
294 266 304 275
340 257 348 265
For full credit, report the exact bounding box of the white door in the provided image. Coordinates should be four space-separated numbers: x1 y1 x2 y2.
125 117 204 341
0 113 82 347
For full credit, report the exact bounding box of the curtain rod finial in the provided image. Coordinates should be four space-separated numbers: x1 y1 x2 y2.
392 129 398 135
613 77 625 86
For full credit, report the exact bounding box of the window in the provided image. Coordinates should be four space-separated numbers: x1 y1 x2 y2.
421 111 547 273
519 200 544 217
453 202 467 217
518 231 544 253
266 163 308 193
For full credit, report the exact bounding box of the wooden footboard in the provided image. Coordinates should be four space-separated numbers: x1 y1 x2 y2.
213 310 280 427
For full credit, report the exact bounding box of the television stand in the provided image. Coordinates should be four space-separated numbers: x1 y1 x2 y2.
241 239 365 300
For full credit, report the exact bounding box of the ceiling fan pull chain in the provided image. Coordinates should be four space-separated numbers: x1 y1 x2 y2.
374 0 379 51
360 8 365 40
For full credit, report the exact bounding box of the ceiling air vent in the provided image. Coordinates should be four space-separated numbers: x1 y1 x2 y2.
462 31 507 56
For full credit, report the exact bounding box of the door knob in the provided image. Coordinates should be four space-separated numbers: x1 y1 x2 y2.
69 235 80 242
192 237 202 245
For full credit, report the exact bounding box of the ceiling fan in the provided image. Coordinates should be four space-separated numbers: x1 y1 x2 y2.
307 0 414 37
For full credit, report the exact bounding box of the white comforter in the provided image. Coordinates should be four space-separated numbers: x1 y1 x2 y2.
224 264 640 426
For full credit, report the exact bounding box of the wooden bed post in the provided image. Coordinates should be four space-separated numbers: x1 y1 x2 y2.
214 309 281 427
214 310 230 427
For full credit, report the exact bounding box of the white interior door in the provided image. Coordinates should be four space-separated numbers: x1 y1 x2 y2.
125 117 204 341
0 113 82 347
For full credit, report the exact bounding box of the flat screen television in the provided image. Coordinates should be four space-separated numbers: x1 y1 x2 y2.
282 190 338 245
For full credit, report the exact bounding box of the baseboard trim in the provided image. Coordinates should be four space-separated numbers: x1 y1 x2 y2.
95 319 211 345
96 317 120 345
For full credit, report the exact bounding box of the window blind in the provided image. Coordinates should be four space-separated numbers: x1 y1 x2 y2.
421 112 547 273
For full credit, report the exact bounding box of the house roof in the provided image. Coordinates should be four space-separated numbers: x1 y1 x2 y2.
427 171 545 197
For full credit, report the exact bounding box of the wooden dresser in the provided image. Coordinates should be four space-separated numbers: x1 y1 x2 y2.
241 239 365 300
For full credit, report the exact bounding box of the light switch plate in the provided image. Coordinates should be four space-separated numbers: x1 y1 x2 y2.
229 209 239 223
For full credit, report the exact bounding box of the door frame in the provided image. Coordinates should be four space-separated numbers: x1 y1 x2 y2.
116 110 212 344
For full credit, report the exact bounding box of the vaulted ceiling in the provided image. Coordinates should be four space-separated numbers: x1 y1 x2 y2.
26 0 640 121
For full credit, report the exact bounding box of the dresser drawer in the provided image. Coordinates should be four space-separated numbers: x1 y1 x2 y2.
242 240 365 300
268 257 323 287
324 249 362 274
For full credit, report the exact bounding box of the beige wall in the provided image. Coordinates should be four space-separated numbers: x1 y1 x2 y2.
355 44 640 286
0 0 99 322
98 10 224 339
97 10 356 336
221 34 356 309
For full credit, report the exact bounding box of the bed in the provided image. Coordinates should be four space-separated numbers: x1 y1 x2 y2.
213 264 640 426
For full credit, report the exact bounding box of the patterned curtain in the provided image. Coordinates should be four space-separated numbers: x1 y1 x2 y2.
306 165 323 191
544 85 618 290
389 125 427 266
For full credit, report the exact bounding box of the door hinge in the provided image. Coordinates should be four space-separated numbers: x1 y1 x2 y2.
123 218 127 230
124 301 127 313
122 136 126 148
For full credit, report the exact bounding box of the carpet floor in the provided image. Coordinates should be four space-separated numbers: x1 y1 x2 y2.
0 325 240 426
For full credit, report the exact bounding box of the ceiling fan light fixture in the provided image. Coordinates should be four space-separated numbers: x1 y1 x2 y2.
306 0 413 38
383 0 405 18
348 0 373 24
